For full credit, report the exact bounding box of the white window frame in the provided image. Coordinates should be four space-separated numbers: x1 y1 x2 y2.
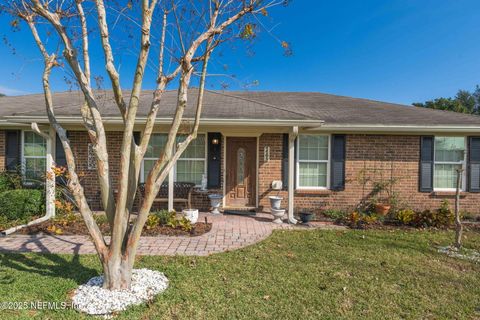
433 136 467 192
296 134 331 190
140 133 208 187
21 130 48 185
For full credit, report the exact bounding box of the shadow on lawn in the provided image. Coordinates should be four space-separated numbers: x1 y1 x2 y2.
0 235 98 285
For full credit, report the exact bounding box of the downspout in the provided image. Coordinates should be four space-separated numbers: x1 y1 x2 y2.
288 126 298 224
1 124 56 236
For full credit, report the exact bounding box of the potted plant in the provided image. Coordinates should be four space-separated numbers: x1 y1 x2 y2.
299 211 314 223
371 179 398 216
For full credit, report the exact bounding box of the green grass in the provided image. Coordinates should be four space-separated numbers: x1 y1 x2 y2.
1 229 480 319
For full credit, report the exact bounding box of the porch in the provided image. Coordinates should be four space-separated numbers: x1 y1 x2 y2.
0 212 342 256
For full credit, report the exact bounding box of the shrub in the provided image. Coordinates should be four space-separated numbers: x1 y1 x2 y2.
154 210 177 226
0 189 44 221
178 217 193 232
146 214 160 229
0 171 22 193
411 200 454 228
345 211 378 228
396 209 415 225
322 209 347 221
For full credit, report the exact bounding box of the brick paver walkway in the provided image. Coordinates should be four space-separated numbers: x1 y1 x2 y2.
0 213 344 256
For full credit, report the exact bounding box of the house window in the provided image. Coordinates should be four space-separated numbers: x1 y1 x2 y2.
297 134 329 189
142 133 206 186
22 131 47 183
434 136 466 190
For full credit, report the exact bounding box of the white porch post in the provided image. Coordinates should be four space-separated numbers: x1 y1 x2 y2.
46 127 56 217
288 126 298 224
168 167 174 212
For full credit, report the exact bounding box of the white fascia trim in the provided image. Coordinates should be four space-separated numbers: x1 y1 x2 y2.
307 124 480 133
2 116 325 127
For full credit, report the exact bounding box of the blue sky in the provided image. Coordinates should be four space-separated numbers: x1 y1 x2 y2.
1 0 480 105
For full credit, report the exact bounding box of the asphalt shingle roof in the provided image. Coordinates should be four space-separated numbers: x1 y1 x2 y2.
1 89 480 126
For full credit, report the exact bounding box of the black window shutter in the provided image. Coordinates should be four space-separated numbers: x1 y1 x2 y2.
55 132 68 167
281 134 289 188
5 130 20 171
468 136 480 192
330 134 346 191
419 136 434 192
133 131 141 145
207 132 221 188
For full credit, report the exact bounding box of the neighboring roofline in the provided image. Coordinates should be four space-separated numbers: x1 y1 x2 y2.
307 124 480 133
0 116 325 127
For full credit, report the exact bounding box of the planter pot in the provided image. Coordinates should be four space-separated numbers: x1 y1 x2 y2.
270 208 285 224
375 204 391 216
208 194 223 215
299 212 314 224
269 196 283 210
182 209 199 223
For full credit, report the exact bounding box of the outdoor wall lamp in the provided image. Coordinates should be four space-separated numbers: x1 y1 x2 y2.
212 138 219 145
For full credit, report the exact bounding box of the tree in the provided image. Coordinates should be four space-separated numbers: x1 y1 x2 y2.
0 93 5 97
1 0 287 290
413 85 480 115
454 168 464 249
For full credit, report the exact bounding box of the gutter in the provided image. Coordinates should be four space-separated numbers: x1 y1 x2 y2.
2 116 325 127
306 124 480 133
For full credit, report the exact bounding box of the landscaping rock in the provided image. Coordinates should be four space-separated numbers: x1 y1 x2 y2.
72 268 169 315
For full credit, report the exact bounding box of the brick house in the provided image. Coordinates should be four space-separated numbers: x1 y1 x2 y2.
1 89 480 220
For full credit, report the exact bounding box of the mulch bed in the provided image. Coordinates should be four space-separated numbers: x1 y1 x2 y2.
16 219 212 237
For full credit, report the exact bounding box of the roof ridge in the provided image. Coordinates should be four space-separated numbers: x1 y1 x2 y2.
205 89 317 120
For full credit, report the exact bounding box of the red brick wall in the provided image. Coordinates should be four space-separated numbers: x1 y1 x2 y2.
258 133 480 214
69 131 223 211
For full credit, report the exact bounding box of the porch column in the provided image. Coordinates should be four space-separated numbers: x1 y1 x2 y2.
168 167 174 212
33 124 55 218
288 126 298 224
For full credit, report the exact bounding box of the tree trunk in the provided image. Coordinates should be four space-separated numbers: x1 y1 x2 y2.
454 169 463 249
102 255 134 290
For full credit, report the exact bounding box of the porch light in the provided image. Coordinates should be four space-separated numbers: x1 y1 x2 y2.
212 138 219 145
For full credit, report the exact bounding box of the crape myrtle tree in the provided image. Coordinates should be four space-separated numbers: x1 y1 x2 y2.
1 0 288 290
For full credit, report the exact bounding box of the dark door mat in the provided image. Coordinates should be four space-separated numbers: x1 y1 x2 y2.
223 210 256 216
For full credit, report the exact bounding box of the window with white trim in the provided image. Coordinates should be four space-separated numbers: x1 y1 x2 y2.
434 136 466 190
22 131 47 183
297 134 329 189
142 133 206 186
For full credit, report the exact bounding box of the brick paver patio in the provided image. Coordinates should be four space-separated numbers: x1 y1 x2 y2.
0 213 344 256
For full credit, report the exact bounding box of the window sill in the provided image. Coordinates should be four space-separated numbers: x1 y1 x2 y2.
295 189 332 196
432 191 467 198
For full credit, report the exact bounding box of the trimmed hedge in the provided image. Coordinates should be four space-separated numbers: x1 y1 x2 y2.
0 189 45 221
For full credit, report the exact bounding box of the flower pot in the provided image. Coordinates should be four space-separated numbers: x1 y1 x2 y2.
269 196 283 210
375 204 391 216
182 209 199 223
208 194 223 215
270 208 285 224
299 212 314 223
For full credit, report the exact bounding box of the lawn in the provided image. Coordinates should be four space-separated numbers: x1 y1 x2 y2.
1 229 479 319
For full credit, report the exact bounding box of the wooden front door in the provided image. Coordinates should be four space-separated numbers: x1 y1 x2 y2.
226 137 257 207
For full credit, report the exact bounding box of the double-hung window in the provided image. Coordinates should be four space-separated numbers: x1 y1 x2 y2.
434 136 466 191
22 131 47 184
297 134 330 189
142 133 206 186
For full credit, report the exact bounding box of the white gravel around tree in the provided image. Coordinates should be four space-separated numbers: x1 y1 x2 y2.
72 268 169 315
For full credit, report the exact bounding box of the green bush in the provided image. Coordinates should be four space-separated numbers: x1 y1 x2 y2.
154 209 177 226
396 201 454 228
0 171 22 193
322 209 347 221
0 189 44 221
396 209 416 225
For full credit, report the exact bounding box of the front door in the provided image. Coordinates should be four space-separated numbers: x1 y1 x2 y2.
226 137 257 207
